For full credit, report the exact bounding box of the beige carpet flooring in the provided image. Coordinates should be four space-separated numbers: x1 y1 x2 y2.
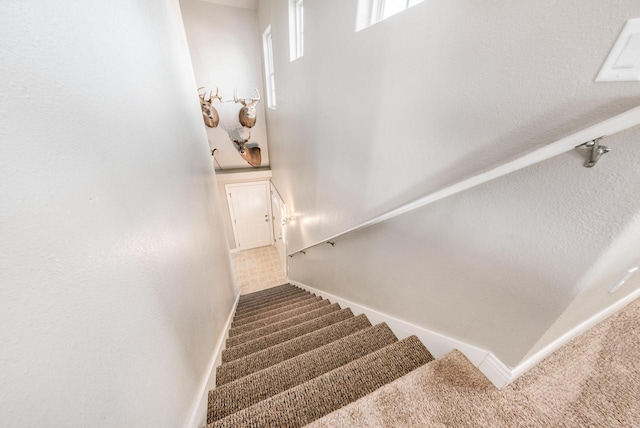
308 298 640 427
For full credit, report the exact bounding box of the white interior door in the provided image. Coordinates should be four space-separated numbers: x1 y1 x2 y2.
226 182 273 251
271 184 287 268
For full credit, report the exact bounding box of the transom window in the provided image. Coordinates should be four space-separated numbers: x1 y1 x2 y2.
289 0 304 61
262 26 276 109
356 0 423 31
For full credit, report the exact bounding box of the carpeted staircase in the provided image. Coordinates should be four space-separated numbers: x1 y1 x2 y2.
206 283 435 427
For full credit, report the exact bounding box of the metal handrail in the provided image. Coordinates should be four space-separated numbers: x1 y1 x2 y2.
288 106 640 257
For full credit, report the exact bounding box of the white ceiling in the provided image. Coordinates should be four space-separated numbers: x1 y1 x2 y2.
199 0 258 10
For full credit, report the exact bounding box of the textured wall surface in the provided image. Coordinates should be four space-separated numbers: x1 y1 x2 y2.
257 0 640 366
258 0 640 252
181 0 270 170
0 1 237 426
289 128 640 366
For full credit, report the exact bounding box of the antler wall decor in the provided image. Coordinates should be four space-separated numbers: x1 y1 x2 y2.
234 88 261 128
198 87 222 128
197 86 263 168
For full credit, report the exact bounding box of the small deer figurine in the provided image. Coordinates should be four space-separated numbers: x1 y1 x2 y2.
198 87 222 128
234 88 261 128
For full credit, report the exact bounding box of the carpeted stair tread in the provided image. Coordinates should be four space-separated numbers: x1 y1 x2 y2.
232 294 319 324
231 295 322 328
208 336 434 428
226 303 341 348
235 289 310 315
236 288 307 313
237 286 302 307
229 299 329 336
236 285 301 310
216 314 372 386
238 284 293 304
221 308 355 363
238 285 297 308
207 323 398 423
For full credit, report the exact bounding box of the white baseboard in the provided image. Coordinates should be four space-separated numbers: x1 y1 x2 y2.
290 280 640 390
289 281 495 380
509 285 640 381
183 293 240 428
229 248 240 254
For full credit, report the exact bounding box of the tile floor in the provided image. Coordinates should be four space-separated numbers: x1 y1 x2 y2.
232 245 288 295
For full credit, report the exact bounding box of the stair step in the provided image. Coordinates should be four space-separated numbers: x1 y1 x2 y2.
238 284 293 305
235 289 309 315
237 286 296 309
229 299 329 337
236 287 306 312
232 294 319 324
207 323 398 423
216 314 372 386
221 308 354 363
226 303 341 348
208 336 433 428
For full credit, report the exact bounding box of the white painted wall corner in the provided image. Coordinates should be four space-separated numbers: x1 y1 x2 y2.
290 280 640 390
507 285 640 382
183 293 240 428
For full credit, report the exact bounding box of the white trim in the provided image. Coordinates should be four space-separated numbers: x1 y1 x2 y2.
215 168 272 184
289 281 491 372
290 280 640 389
289 105 640 256
510 285 640 381
200 0 257 10
183 293 240 428
229 248 240 254
477 353 513 389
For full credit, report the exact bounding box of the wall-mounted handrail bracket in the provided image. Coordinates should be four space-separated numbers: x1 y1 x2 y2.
300 250 306 255
326 241 335 247
579 137 610 168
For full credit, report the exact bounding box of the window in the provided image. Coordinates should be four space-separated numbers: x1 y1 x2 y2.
289 0 304 61
356 0 423 31
262 26 276 109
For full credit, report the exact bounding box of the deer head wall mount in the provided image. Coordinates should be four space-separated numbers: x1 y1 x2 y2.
198 85 263 168
234 87 261 128
232 138 262 167
198 86 222 128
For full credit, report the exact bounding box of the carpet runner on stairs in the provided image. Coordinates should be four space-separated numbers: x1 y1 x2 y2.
207 283 435 427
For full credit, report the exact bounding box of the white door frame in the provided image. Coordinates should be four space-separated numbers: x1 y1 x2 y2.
270 182 288 275
225 181 274 251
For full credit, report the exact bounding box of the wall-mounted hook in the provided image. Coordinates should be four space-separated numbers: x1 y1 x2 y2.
326 241 335 247
580 137 610 168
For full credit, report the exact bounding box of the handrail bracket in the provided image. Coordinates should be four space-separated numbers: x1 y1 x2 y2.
579 137 610 168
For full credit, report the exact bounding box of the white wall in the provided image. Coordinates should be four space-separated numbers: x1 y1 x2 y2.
181 0 270 170
289 127 640 366
524 205 640 361
0 1 237 427
258 0 640 252
257 0 640 367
